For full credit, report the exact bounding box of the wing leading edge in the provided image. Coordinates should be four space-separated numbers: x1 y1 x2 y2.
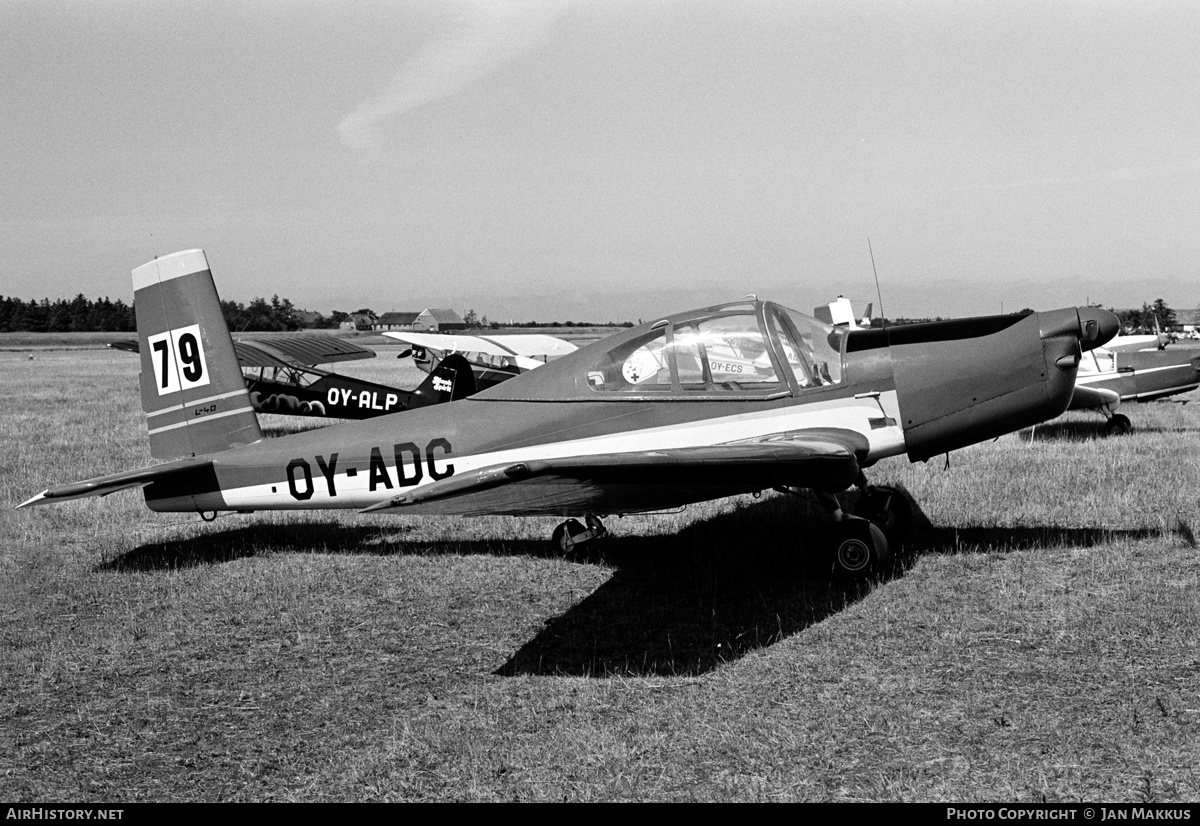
361 430 865 517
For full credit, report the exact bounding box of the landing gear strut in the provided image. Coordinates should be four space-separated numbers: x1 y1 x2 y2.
780 470 910 578
853 483 913 540
550 513 607 553
1103 412 1132 436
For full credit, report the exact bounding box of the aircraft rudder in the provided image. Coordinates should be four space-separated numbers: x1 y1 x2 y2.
132 250 262 459
410 352 477 407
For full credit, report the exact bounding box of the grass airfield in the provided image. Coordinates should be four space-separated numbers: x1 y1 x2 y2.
2 343 1199 802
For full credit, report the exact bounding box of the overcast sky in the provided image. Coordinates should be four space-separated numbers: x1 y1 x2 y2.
3 0 1198 321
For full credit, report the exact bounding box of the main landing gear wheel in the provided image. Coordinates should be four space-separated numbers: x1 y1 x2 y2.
1104 413 1132 436
550 515 607 553
831 517 889 578
853 485 913 540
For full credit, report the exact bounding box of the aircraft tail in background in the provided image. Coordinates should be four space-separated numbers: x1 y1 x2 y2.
133 250 263 459
408 352 478 408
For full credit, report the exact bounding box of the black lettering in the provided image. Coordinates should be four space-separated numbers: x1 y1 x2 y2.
152 339 170 388
287 458 313 500
368 447 392 491
315 452 339 497
426 438 454 480
394 442 423 487
178 332 203 381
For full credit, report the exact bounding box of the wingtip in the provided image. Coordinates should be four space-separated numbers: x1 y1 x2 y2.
16 491 49 509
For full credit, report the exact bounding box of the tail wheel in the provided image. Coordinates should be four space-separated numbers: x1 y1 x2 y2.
550 519 588 553
831 518 889 578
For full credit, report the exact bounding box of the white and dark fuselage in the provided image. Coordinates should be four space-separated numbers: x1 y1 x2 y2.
21 250 1119 523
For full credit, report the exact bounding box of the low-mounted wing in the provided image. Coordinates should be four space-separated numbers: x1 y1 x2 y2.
361 430 865 517
1069 385 1122 411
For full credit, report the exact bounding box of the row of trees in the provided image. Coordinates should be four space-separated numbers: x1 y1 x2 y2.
220 295 305 332
0 295 136 332
1111 298 1175 333
0 293 310 333
4 293 1179 334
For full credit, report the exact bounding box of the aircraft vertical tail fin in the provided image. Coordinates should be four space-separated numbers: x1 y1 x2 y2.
133 250 263 459
409 352 478 407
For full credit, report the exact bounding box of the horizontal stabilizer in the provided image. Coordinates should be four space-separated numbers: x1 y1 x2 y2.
17 457 213 508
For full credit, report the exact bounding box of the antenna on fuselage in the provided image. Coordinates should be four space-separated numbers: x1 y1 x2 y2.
867 238 887 333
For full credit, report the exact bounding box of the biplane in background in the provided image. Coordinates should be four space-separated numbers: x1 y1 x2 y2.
110 335 475 420
1066 345 1200 434
25 250 1120 578
384 331 578 391
813 296 872 330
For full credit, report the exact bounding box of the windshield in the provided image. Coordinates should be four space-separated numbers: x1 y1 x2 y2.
769 305 844 386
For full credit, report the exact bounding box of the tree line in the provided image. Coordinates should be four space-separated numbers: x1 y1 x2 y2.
0 294 309 333
0 294 135 332
1 293 1183 334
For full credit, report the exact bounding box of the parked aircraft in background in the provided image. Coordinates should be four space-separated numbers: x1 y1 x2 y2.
23 250 1119 578
1105 316 1168 353
111 335 476 420
1067 346 1200 434
813 296 872 330
385 331 578 391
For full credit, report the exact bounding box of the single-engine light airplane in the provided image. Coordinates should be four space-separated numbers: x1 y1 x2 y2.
385 330 578 392
111 335 476 419
20 250 1119 576
1066 345 1200 434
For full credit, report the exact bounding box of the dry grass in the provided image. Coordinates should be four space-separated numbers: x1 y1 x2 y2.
2 347 1199 801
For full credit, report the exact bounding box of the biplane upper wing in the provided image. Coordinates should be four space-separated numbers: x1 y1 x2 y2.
360 429 865 517
383 331 578 358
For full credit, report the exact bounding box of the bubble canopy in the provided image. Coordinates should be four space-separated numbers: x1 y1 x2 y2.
476 300 849 402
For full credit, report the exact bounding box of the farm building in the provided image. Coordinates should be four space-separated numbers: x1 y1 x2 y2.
339 312 376 331
373 311 421 332
369 308 467 333
415 309 466 332
1170 308 1200 334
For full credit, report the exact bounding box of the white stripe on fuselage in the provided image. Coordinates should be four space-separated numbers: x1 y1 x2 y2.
213 391 906 511
147 404 258 435
146 390 250 418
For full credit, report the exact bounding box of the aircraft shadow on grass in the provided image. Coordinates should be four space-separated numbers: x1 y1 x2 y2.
97 486 1172 678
